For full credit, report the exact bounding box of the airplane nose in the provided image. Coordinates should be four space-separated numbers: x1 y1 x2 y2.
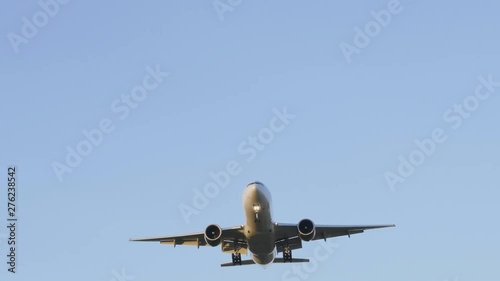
247 181 265 190
246 184 258 194
245 181 264 195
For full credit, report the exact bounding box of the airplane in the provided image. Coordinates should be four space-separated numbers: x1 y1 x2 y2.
130 181 395 267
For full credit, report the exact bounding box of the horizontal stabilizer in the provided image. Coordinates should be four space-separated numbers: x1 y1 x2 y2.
221 260 256 267
221 258 310 267
274 258 309 263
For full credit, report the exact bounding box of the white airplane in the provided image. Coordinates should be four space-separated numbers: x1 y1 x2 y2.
130 181 395 267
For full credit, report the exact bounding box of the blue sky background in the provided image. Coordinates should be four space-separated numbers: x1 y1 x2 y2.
1 0 499 281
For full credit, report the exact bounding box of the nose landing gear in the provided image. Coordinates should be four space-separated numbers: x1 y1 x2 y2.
254 212 260 223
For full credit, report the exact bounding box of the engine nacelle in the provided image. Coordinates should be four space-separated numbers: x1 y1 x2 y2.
204 224 222 247
298 219 316 241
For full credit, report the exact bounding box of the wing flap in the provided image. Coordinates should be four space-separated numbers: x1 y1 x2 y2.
314 224 395 240
160 239 204 247
274 223 395 244
221 240 248 255
130 225 245 248
275 236 303 253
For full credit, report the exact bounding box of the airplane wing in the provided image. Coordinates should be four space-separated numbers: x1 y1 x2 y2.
130 225 246 249
274 223 395 252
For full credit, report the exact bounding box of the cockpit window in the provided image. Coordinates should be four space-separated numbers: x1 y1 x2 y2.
247 181 263 186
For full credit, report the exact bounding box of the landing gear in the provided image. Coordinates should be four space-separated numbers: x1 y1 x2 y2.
231 253 242 265
283 246 292 262
231 241 242 265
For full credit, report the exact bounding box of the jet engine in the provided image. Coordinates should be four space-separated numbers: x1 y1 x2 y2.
298 219 316 241
204 224 222 247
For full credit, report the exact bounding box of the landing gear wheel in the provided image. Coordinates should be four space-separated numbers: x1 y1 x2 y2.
232 253 242 265
283 248 292 262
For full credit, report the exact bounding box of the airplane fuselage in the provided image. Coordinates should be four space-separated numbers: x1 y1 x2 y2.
242 181 276 266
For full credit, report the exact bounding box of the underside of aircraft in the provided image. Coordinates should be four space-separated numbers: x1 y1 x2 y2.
130 181 395 267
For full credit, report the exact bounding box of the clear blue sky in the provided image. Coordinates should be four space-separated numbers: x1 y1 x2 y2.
1 0 499 281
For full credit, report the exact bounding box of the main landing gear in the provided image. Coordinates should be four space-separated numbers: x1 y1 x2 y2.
231 253 242 265
283 246 292 262
231 242 242 265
